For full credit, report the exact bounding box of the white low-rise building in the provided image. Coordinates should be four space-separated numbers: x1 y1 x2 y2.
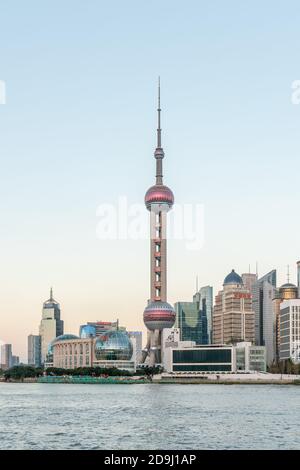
162 329 266 373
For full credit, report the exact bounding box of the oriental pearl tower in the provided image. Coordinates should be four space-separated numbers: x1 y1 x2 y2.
142 79 176 366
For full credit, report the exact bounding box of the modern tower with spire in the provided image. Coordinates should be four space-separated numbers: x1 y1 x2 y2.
142 80 176 366
39 288 64 363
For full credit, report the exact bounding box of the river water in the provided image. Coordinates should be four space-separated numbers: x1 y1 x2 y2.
0 383 299 449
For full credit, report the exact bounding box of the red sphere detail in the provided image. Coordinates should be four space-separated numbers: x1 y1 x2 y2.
145 185 174 211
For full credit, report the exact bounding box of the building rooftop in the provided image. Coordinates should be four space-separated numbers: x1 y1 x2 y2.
224 269 243 286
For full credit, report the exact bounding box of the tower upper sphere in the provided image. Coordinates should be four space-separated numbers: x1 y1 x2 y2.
145 184 174 211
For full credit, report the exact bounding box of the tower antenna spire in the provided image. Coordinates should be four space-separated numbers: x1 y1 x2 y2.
154 77 164 185
157 76 161 149
287 264 290 283
50 287 53 300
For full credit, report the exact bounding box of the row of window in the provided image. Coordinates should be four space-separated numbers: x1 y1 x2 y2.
173 364 232 372
173 349 232 363
57 355 90 367
56 343 90 354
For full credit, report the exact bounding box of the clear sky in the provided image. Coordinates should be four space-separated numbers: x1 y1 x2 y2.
1 1 300 362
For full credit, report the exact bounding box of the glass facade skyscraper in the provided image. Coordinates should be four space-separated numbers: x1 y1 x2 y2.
175 300 208 345
1 344 12 370
193 286 213 344
27 334 41 367
251 270 277 347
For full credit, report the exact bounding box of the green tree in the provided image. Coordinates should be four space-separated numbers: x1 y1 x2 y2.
4 365 42 381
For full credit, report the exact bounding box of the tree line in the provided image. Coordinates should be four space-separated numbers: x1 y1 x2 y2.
0 365 162 381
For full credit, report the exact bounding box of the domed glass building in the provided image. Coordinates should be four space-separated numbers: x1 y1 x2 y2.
79 324 96 338
94 330 133 361
54 334 79 342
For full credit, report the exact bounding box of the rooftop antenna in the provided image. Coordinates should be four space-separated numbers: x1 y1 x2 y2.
287 265 290 283
50 287 53 300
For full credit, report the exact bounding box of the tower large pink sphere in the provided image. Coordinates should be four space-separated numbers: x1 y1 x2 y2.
145 184 174 211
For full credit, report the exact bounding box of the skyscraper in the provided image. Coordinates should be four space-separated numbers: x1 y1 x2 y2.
39 288 64 364
280 299 300 364
242 273 258 293
273 279 298 362
213 270 255 345
251 270 276 347
142 81 176 366
175 301 208 345
260 280 277 366
1 344 12 370
193 285 213 344
27 334 41 367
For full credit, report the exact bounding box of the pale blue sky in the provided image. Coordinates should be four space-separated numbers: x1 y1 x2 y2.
1 1 300 360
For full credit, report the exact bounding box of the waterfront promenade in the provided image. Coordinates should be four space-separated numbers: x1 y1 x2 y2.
1 373 300 385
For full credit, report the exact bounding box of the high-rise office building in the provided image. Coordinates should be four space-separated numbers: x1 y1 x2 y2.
175 300 208 345
39 288 64 364
261 281 277 366
213 270 255 345
279 299 300 364
251 270 277 346
193 285 213 344
1 344 12 370
142 81 176 365
242 273 258 293
273 280 298 362
175 302 199 344
27 334 41 367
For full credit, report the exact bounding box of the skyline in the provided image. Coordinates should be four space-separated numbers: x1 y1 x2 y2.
1 1 300 361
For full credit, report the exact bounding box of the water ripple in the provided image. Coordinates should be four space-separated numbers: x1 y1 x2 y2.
0 383 299 449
